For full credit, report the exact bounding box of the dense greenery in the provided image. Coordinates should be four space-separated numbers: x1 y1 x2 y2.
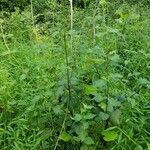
0 0 150 149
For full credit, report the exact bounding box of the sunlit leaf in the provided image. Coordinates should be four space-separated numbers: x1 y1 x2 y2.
102 130 118 142
85 85 97 95
59 132 72 142
99 102 106 111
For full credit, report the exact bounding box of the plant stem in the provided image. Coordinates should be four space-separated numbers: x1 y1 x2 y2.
53 32 72 150
64 32 72 116
30 0 35 28
69 0 73 52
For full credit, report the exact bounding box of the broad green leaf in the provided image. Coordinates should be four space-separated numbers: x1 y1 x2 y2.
93 79 106 89
99 112 109 121
99 102 106 111
79 131 88 141
83 122 89 130
108 99 121 112
130 13 140 21
53 105 63 115
74 114 82 122
93 94 103 102
81 145 88 150
102 130 118 142
138 78 149 86
84 113 96 120
109 54 121 65
84 137 94 145
59 132 72 142
100 0 107 6
85 85 97 95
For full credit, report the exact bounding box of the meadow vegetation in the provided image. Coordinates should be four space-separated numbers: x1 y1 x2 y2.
0 0 150 149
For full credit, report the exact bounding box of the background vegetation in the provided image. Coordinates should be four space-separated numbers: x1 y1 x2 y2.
0 0 150 149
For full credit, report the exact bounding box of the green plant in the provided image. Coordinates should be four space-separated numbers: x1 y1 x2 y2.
0 0 149 150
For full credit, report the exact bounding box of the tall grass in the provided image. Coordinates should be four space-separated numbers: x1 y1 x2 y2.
0 1 149 149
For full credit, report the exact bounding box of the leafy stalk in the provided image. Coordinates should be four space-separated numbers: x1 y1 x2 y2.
53 32 72 150
64 32 73 116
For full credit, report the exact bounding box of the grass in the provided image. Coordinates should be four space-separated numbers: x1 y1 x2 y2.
0 1 150 149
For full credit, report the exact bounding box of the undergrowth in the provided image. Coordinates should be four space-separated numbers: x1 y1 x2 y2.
0 0 150 150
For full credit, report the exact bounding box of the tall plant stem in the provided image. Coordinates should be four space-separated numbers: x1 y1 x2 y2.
53 32 72 150
101 5 110 149
92 0 99 46
101 1 109 126
64 32 72 115
105 47 109 118
30 0 34 28
69 0 73 52
54 2 73 148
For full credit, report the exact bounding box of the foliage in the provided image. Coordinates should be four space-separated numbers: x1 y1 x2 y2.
0 0 150 150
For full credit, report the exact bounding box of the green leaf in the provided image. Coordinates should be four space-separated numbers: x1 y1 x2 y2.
59 132 72 142
93 79 106 89
107 99 121 112
99 102 106 111
93 94 103 102
147 143 150 150
100 0 107 6
74 114 82 122
83 103 93 110
78 131 88 141
109 54 121 65
102 130 118 142
138 78 149 86
81 144 88 150
85 85 97 95
81 144 94 150
110 109 122 125
84 113 96 120
0 128 5 134
99 112 109 121
53 105 63 115
84 137 94 145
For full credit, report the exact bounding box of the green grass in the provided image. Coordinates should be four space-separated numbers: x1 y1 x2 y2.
0 1 150 150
